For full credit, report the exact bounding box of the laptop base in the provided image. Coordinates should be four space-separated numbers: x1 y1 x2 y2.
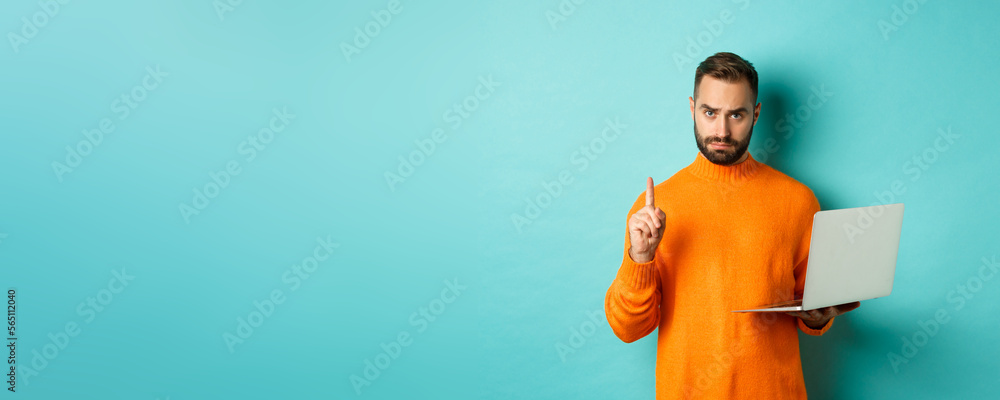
732 299 804 313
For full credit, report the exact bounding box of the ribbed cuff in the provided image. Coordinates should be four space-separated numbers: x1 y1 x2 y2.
798 316 834 336
617 250 656 290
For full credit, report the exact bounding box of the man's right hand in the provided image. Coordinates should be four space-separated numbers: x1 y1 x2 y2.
628 177 667 263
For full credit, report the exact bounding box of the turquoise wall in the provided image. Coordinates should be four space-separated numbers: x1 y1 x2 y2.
2 1 996 399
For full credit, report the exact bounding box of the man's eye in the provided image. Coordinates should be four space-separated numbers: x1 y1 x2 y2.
705 111 715 117
731 114 742 119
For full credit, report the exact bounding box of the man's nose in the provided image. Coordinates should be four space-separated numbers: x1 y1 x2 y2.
714 118 730 138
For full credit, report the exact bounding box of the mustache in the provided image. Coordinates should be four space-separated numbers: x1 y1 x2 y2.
705 138 736 145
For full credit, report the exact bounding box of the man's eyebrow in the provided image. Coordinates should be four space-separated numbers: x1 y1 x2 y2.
698 104 749 114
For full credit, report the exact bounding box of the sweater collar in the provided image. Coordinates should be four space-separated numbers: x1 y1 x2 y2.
686 151 762 183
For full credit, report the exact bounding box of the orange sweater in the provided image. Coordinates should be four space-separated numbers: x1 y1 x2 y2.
605 152 832 399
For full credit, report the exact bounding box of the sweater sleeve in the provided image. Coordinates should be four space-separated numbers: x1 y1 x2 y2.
792 190 832 336
605 195 662 343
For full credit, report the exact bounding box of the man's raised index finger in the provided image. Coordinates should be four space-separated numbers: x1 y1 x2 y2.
646 177 655 206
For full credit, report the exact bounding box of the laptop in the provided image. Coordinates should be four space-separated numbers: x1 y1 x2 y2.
733 203 904 312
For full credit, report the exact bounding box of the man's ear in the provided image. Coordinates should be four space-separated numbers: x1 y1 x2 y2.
752 102 761 125
689 96 696 121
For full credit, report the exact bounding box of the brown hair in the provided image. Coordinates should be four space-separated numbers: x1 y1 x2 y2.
694 52 758 102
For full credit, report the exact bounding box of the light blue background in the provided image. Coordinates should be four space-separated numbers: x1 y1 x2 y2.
1 1 997 399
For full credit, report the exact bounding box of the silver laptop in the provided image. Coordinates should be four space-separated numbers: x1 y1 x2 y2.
733 203 904 312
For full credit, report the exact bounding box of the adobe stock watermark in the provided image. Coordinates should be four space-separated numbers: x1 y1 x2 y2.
7 0 71 54
841 126 959 243
878 0 929 41
886 255 998 373
683 295 791 398
349 278 467 396
672 0 751 72
213 0 246 21
545 0 587 31
384 75 501 192
750 84 834 164
554 309 605 362
340 0 403 62
18 268 135 386
51 65 168 182
6 288 15 393
510 117 627 233
222 236 339 353
178 107 295 224
715 84 833 199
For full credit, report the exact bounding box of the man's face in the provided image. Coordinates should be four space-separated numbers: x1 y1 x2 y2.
688 76 760 165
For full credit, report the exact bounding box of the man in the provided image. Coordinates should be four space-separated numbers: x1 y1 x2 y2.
604 52 859 399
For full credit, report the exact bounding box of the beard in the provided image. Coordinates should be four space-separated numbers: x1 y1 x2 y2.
693 121 754 166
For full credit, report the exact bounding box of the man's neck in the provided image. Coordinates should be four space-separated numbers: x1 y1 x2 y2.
731 152 749 165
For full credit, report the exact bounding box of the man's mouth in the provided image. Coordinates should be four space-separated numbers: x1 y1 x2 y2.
709 142 732 149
